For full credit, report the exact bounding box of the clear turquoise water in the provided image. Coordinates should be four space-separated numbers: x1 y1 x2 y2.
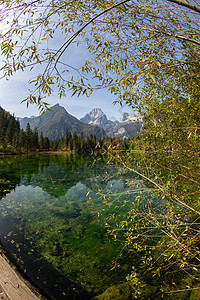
0 154 143 299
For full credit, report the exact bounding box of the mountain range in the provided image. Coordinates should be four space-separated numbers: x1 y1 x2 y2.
20 105 142 140
80 108 142 139
20 104 105 140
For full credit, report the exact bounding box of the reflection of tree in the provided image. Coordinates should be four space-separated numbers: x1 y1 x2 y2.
0 155 125 199
0 158 21 198
31 161 123 198
0 168 137 298
0 154 143 211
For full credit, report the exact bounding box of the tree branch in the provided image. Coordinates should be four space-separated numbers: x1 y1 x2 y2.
167 0 200 14
53 0 131 69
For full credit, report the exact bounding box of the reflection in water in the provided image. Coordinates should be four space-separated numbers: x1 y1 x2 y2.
0 154 145 299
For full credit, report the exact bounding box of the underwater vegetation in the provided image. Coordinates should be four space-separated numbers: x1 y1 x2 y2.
1 155 194 299
0 154 141 299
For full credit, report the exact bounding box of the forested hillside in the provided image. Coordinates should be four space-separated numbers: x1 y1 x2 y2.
0 106 20 151
0 106 129 154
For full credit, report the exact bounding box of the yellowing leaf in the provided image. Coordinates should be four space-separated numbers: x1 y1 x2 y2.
118 77 124 85
132 74 138 86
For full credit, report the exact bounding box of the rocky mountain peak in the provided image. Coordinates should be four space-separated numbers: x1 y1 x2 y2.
90 108 104 118
118 112 139 123
80 108 142 138
80 108 111 127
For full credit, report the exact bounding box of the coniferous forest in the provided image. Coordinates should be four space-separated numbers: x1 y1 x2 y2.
0 106 129 154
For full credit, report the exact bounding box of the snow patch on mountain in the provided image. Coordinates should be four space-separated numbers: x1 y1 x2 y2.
80 108 113 127
81 108 142 138
118 112 140 123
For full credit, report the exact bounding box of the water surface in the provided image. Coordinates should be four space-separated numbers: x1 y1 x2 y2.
0 154 144 299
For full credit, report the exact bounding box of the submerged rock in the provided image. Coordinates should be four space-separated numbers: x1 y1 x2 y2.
104 180 124 193
95 283 133 300
95 283 159 300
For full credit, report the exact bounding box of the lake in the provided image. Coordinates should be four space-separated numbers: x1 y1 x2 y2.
0 154 149 299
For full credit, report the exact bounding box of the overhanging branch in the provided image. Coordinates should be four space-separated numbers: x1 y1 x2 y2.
167 0 200 14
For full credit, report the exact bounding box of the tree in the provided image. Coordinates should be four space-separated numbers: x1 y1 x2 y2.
32 127 39 150
0 0 199 111
43 136 50 151
39 132 45 151
5 118 15 145
25 122 34 151
18 128 26 151
64 128 72 150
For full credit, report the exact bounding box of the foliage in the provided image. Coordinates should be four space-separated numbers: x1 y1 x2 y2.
0 0 199 112
103 91 200 297
0 106 20 149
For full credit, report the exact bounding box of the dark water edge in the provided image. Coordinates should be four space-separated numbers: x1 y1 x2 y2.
0 203 97 300
0 235 94 300
1 154 197 300
0 154 90 299
0 238 50 300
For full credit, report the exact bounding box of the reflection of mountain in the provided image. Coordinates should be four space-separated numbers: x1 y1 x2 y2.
64 182 95 201
0 154 140 203
103 180 124 193
0 154 91 197
29 163 126 198
0 155 118 198
27 157 101 197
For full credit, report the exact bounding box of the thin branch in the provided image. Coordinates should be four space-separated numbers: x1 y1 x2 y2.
53 0 131 69
165 287 200 294
136 25 200 46
167 0 200 14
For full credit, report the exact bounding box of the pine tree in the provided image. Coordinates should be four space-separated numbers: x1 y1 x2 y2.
79 132 85 153
5 118 15 146
72 131 78 152
33 127 39 150
19 129 26 151
25 123 33 151
43 137 50 151
39 132 44 151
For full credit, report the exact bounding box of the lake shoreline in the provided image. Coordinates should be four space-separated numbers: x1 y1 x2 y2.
0 150 72 157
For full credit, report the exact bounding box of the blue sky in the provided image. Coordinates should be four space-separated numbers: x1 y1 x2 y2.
0 13 136 121
0 48 135 120
0 72 135 120
0 72 133 120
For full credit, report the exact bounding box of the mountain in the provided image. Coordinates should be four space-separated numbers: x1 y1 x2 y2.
118 112 140 123
80 108 113 127
80 108 142 139
20 104 106 140
103 121 142 139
